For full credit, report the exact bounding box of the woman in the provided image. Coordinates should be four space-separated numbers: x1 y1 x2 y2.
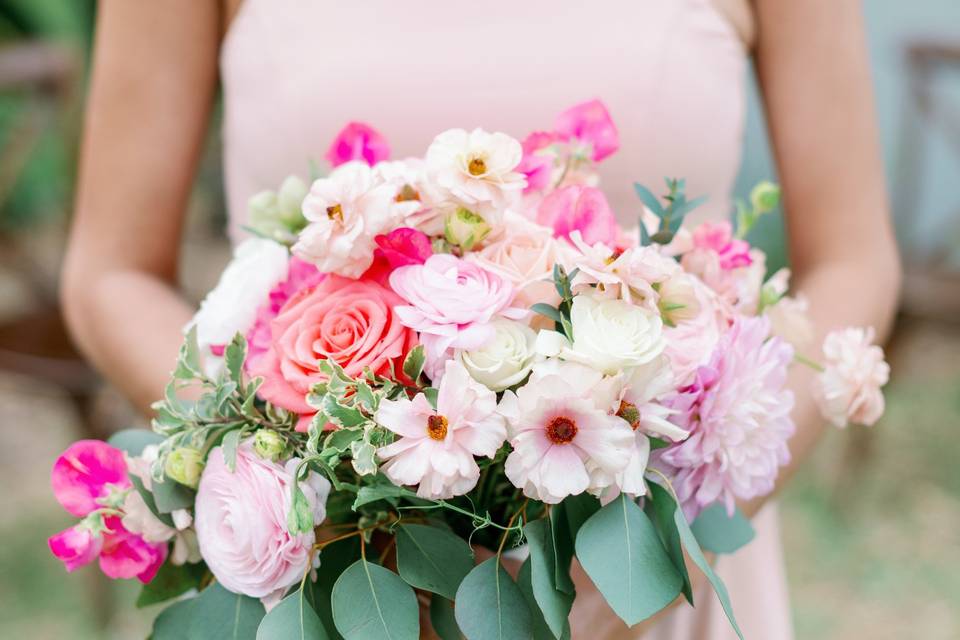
61 1 900 638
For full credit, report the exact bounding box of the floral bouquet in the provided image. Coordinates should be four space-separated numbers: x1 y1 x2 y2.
48 100 890 640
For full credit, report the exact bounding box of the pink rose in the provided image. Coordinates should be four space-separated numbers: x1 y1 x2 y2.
536 185 618 246
325 121 390 167
250 276 418 430
389 254 525 367
517 131 557 193
195 442 330 599
51 440 130 518
554 99 619 162
98 517 167 583
48 524 103 572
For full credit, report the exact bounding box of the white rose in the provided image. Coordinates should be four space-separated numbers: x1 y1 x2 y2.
536 294 666 375
457 318 539 391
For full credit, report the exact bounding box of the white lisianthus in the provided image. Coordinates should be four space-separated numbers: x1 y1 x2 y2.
426 128 526 209
457 318 539 391
536 294 666 375
189 237 289 356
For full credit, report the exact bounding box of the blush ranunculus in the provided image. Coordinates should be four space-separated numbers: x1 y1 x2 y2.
325 121 391 167
194 442 331 599
51 440 130 518
536 185 618 246
249 276 418 430
554 99 620 162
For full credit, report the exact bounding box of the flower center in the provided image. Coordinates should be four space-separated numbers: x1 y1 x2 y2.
326 203 344 222
617 401 641 431
427 415 449 441
467 156 487 176
395 184 420 202
546 416 578 444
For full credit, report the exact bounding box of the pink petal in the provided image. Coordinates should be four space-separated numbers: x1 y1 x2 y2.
98 517 167 583
554 99 619 162
325 122 390 167
48 525 102 572
51 440 130 517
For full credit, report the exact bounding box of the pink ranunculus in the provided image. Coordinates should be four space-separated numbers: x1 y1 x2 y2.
48 524 103 572
246 257 325 372
554 99 620 162
195 442 331 599
814 327 889 428
249 276 418 430
691 220 752 270
51 440 130 518
389 254 525 368
98 516 167 583
325 121 391 167
536 185 618 246
517 131 558 193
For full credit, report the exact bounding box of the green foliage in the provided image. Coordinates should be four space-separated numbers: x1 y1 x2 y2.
633 178 706 245
309 537 361 639
428 593 462 640
107 429 164 456
187 583 265 640
150 596 196 640
691 503 756 554
517 559 570 640
136 561 205 608
523 518 574 638
151 477 195 514
257 588 328 640
454 557 532 640
401 345 426 383
331 560 419 640
395 524 474 600
645 482 693 604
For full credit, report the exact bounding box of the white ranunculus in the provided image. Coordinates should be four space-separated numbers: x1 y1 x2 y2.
536 294 666 375
190 237 289 355
426 128 526 210
457 318 539 391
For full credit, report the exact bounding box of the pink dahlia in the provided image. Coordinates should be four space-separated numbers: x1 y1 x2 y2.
657 316 795 519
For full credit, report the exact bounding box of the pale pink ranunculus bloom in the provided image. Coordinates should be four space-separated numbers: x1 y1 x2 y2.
294 161 420 278
376 360 507 499
554 99 620 162
325 121 391 168
51 440 130 518
48 524 103 572
814 327 889 428
536 184 618 246
390 254 526 369
425 128 526 209
657 316 795 520
195 442 331 599
501 359 634 504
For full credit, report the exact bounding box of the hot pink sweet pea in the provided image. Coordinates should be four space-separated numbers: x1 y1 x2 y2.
555 99 619 162
536 184 618 246
48 524 103 572
51 440 130 517
325 121 390 167
97 516 168 583
691 220 752 270
517 131 557 193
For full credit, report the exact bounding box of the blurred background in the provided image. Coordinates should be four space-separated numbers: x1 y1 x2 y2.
0 1 957 638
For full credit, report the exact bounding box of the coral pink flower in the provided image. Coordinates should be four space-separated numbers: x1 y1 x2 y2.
195 442 330 599
536 185 618 246
376 360 507 499
554 99 620 162
390 254 525 367
517 131 558 193
657 316 795 520
98 516 167 583
691 221 752 270
51 440 130 518
48 524 103 572
814 327 889 428
501 360 634 504
249 276 418 431
325 121 390 167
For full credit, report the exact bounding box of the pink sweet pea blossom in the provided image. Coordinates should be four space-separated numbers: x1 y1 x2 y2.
98 516 167 583
691 220 752 270
656 316 795 520
554 99 619 162
517 131 558 193
51 440 130 517
375 360 507 499
374 227 433 269
814 327 889 428
48 524 103 572
325 121 390 167
536 185 618 246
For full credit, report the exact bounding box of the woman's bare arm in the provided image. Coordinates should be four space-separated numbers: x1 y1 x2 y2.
61 1 220 414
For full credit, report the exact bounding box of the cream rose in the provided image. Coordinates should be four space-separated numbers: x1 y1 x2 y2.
457 318 539 391
536 294 666 375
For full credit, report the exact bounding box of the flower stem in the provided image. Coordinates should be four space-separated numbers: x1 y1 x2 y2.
794 353 825 372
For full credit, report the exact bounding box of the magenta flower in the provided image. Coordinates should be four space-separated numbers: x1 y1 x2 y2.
517 131 557 192
51 440 130 518
691 220 752 270
554 99 620 162
325 121 390 167
97 516 167 583
48 524 103 572
536 185 618 246
375 227 433 269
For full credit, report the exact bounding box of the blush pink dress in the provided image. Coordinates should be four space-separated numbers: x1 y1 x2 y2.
220 1 794 638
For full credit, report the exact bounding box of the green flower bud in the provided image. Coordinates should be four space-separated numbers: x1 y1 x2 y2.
749 181 781 215
164 447 205 489
444 208 491 251
253 429 285 461
249 175 309 240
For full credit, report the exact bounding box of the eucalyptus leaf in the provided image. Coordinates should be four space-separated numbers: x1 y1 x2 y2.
257 588 328 640
690 503 756 555
575 494 682 626
531 303 562 322
517 559 570 640
187 583 264 640
523 518 573 638
331 560 419 640
644 482 693 604
454 557 532 640
633 182 665 216
108 428 164 456
429 594 462 640
136 560 205 608
548 504 575 595
129 474 174 527
152 477 196 514
395 524 474 600
310 537 361 640
151 596 196 640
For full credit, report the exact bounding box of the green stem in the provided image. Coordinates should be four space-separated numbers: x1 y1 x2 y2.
794 353 825 372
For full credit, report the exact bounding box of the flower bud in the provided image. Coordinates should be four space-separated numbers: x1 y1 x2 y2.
444 208 491 251
249 175 309 240
252 429 285 462
164 447 205 489
749 181 780 214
